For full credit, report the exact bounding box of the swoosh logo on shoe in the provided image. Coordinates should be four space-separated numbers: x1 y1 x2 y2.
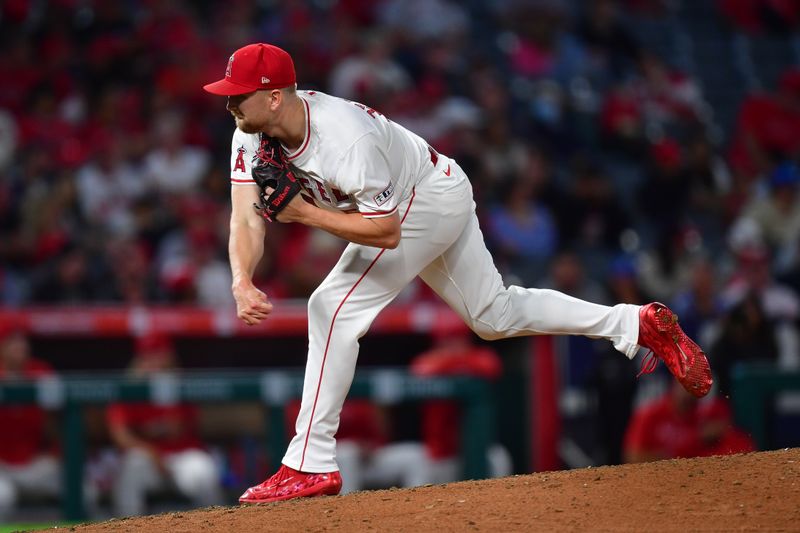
443 164 451 176
277 476 296 487
675 342 690 374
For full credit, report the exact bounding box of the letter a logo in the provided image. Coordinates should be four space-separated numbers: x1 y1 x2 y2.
233 146 246 173
226 54 234 78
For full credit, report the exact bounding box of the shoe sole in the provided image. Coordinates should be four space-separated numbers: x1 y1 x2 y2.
654 305 713 398
239 482 341 504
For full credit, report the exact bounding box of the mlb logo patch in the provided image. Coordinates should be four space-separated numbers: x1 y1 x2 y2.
374 182 395 206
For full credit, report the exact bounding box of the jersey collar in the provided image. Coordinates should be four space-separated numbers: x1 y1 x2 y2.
285 95 311 163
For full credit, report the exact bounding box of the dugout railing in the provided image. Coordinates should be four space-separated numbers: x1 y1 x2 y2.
731 363 800 450
0 369 494 521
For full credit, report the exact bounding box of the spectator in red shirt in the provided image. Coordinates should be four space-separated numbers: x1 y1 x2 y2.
718 0 800 34
0 329 60 520
623 380 755 463
728 68 800 179
106 333 222 516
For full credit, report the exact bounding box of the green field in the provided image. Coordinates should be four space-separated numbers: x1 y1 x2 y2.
0 523 77 532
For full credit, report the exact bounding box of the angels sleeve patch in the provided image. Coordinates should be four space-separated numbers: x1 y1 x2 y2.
233 146 247 173
373 182 394 206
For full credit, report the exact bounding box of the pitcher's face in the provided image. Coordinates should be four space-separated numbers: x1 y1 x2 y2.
227 91 271 133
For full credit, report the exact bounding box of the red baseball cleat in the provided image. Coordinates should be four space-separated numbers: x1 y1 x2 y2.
239 465 342 504
637 302 713 398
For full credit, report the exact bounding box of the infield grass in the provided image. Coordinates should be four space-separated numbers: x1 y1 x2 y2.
0 523 79 532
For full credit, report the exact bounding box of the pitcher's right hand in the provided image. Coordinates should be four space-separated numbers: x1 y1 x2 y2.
233 281 273 325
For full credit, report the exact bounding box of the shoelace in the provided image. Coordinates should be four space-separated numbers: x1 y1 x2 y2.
636 350 659 378
258 466 293 489
636 335 693 379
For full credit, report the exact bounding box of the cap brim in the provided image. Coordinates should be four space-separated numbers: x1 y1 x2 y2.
203 78 258 96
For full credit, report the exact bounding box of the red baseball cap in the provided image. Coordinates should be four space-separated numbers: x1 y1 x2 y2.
203 43 296 96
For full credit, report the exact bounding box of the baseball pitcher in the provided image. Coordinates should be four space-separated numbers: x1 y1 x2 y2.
203 43 713 504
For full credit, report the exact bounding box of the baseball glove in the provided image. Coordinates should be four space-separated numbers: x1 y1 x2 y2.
251 134 302 222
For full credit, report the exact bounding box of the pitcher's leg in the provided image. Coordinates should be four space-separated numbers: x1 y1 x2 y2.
282 195 471 474
420 213 641 358
281 245 391 472
282 243 444 472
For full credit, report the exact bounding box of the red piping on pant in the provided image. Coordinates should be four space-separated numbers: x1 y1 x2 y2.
299 188 416 470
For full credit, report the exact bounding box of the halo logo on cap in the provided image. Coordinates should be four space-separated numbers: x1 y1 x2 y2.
203 43 296 96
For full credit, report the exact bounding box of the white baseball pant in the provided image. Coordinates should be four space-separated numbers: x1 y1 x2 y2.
282 156 641 472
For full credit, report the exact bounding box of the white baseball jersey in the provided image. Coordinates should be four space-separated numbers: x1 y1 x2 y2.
229 90 465 218
226 90 641 474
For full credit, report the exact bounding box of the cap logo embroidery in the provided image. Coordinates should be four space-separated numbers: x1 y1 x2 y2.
261 76 271 84
226 54 234 78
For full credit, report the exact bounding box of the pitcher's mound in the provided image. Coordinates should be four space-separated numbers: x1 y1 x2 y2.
64 448 800 532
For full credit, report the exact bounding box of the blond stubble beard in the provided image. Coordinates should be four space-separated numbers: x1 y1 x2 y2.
234 116 264 134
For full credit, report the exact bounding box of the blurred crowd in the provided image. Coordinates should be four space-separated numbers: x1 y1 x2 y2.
2 0 800 519
0 0 798 311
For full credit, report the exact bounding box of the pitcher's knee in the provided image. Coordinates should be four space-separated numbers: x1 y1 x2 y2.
308 285 373 339
466 290 520 340
470 322 506 341
308 288 337 323
468 309 512 340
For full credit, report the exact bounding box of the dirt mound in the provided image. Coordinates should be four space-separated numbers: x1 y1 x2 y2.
56 449 800 532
